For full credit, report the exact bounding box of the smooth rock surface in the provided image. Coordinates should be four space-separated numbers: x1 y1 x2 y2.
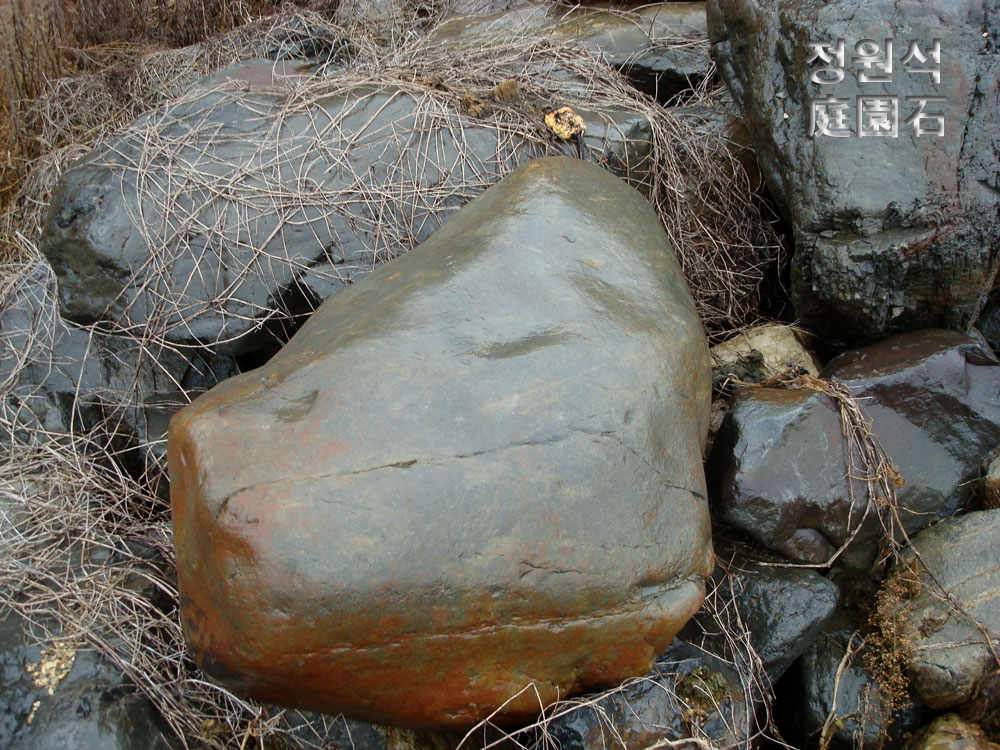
168 157 714 729
546 641 750 750
709 330 1000 568
708 0 1000 346
894 511 1000 711
788 611 926 750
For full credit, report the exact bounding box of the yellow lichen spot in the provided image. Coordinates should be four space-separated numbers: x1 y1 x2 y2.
26 641 77 695
544 107 586 141
26 700 41 725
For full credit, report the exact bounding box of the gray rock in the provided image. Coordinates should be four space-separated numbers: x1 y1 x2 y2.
168 157 714 728
41 78 655 356
430 2 712 101
683 549 840 682
709 330 1000 569
904 714 1000 750
546 640 750 750
708 0 1000 346
0 262 237 470
0 611 177 750
894 511 1000 711
791 611 926 750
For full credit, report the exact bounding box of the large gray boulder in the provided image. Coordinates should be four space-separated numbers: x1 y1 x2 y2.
168 157 714 729
707 0 1000 346
41 73 652 356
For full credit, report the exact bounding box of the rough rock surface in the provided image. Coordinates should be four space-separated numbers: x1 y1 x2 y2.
905 714 1000 750
0 612 177 749
547 641 750 750
0 263 237 468
894 511 1000 711
682 548 840 682
41 74 652 356
788 611 926 750
710 330 1000 568
168 157 714 728
708 0 1000 346
711 323 822 382
430 2 711 100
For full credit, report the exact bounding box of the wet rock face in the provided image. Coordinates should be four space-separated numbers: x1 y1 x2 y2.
0 263 238 471
546 641 750 750
709 330 1000 569
894 511 1000 712
683 552 840 682
168 157 714 729
707 0 1000 346
789 611 926 750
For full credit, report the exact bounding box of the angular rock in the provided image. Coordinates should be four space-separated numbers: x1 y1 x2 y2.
983 453 1000 510
168 157 714 728
429 2 711 100
682 548 840 682
0 612 177 749
546 641 750 750
708 0 1000 346
709 330 1000 568
42 77 656 356
710 323 822 383
893 511 1000 711
788 611 926 750
905 714 1000 750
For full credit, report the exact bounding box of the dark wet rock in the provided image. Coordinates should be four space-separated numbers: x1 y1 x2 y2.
891 511 1000 712
42 78 656 356
683 548 839 682
168 157 714 728
0 264 238 470
787 611 926 750
0 611 177 749
708 0 1000 346
709 330 1000 569
546 640 750 750
905 714 1000 750
430 2 711 100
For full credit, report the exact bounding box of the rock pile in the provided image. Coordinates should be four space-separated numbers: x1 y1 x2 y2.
3 0 1000 748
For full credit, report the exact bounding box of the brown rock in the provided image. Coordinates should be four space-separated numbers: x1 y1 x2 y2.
905 714 1000 750
169 157 714 729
